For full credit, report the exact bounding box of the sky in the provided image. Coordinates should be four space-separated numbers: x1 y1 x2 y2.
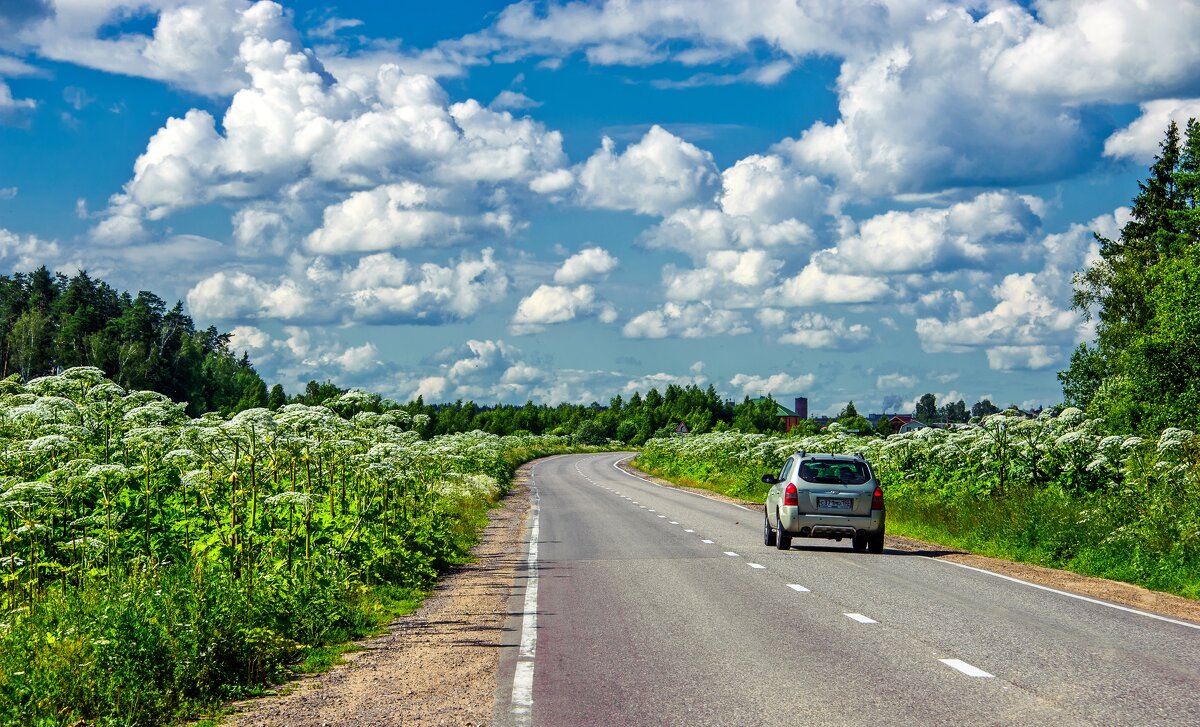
1 0 1199 416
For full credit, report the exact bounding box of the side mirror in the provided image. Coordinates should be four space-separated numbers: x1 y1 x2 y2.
762 474 777 484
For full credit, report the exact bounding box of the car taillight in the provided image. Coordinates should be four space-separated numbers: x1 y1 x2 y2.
783 482 798 506
871 485 884 510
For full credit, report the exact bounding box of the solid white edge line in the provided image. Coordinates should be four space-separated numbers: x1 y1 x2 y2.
845 613 878 624
510 487 540 724
612 456 753 511
940 659 993 678
922 556 1200 631
787 584 810 592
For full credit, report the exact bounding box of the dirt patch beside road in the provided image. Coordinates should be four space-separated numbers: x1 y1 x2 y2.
617 456 1200 626
222 463 534 727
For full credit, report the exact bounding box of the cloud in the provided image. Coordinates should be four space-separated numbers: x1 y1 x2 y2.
768 251 892 307
343 248 508 324
0 228 60 270
18 0 304 97
1104 98 1200 162
622 302 750 339
0 80 36 126
778 313 871 349
833 191 1042 274
309 16 363 40
95 33 567 244
719 154 830 225
490 89 542 110
186 270 313 322
990 0 1200 104
779 6 1087 195
185 247 507 326
489 0 904 66
913 209 1122 371
554 246 618 284
662 249 782 306
577 125 719 215
305 183 509 254
62 85 94 110
729 372 816 398
0 0 52 40
510 284 608 334
651 60 794 89
876 373 918 389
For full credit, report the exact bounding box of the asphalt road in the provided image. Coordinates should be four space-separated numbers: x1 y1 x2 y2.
493 453 1200 727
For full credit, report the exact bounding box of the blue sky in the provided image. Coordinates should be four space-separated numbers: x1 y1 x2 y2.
1 0 1198 415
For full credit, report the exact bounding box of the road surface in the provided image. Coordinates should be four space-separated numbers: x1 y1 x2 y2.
492 453 1200 727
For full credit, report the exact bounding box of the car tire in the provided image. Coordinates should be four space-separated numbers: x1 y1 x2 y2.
775 511 792 550
868 530 885 554
852 531 868 552
763 510 777 546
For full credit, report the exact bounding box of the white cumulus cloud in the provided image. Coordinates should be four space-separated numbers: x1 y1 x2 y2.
578 125 720 216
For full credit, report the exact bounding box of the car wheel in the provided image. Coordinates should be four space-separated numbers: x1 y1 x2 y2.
763 510 777 546
868 530 885 554
852 531 867 552
775 511 792 550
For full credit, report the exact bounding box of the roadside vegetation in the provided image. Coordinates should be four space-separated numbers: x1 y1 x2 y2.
0 367 602 725
636 411 1200 599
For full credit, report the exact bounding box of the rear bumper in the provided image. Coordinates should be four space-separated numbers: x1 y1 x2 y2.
779 507 884 538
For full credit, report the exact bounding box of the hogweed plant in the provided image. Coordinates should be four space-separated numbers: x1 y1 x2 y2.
0 368 601 726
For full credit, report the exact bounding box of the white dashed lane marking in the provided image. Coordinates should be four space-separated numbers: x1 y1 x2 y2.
787 584 810 592
723 551 739 557
748 563 766 569
845 613 878 624
683 529 694 533
940 659 993 678
701 539 714 544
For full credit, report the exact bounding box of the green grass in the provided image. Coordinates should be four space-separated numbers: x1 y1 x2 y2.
634 455 1200 600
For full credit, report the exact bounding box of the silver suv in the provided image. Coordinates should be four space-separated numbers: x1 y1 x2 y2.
762 451 885 553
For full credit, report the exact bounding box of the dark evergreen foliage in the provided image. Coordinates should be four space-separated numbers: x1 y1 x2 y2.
0 267 268 415
1064 118 1200 432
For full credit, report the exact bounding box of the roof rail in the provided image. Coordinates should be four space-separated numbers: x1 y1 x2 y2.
855 451 864 459
797 449 806 458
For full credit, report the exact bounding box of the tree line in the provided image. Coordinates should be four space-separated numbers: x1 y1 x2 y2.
1061 117 1200 433
0 267 269 414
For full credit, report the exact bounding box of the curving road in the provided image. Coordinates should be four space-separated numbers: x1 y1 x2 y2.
492 453 1200 727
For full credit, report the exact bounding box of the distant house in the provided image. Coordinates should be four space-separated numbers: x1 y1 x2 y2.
888 414 914 430
749 397 802 432
898 419 928 434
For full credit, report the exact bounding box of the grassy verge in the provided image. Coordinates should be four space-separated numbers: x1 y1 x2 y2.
633 455 1200 600
0 443 614 726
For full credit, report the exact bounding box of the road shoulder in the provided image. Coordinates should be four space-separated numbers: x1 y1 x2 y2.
221 461 535 726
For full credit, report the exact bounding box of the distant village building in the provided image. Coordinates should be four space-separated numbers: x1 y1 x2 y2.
749 397 803 432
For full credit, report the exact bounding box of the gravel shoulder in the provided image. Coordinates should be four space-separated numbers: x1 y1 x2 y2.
617 457 1200 625
221 462 534 727
221 454 1199 726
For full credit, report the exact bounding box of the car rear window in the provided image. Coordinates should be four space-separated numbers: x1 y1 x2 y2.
798 460 871 485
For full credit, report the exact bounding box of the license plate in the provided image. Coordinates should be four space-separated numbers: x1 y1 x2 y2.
818 498 852 510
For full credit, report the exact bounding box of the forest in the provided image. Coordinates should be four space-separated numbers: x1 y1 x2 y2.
0 267 268 415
